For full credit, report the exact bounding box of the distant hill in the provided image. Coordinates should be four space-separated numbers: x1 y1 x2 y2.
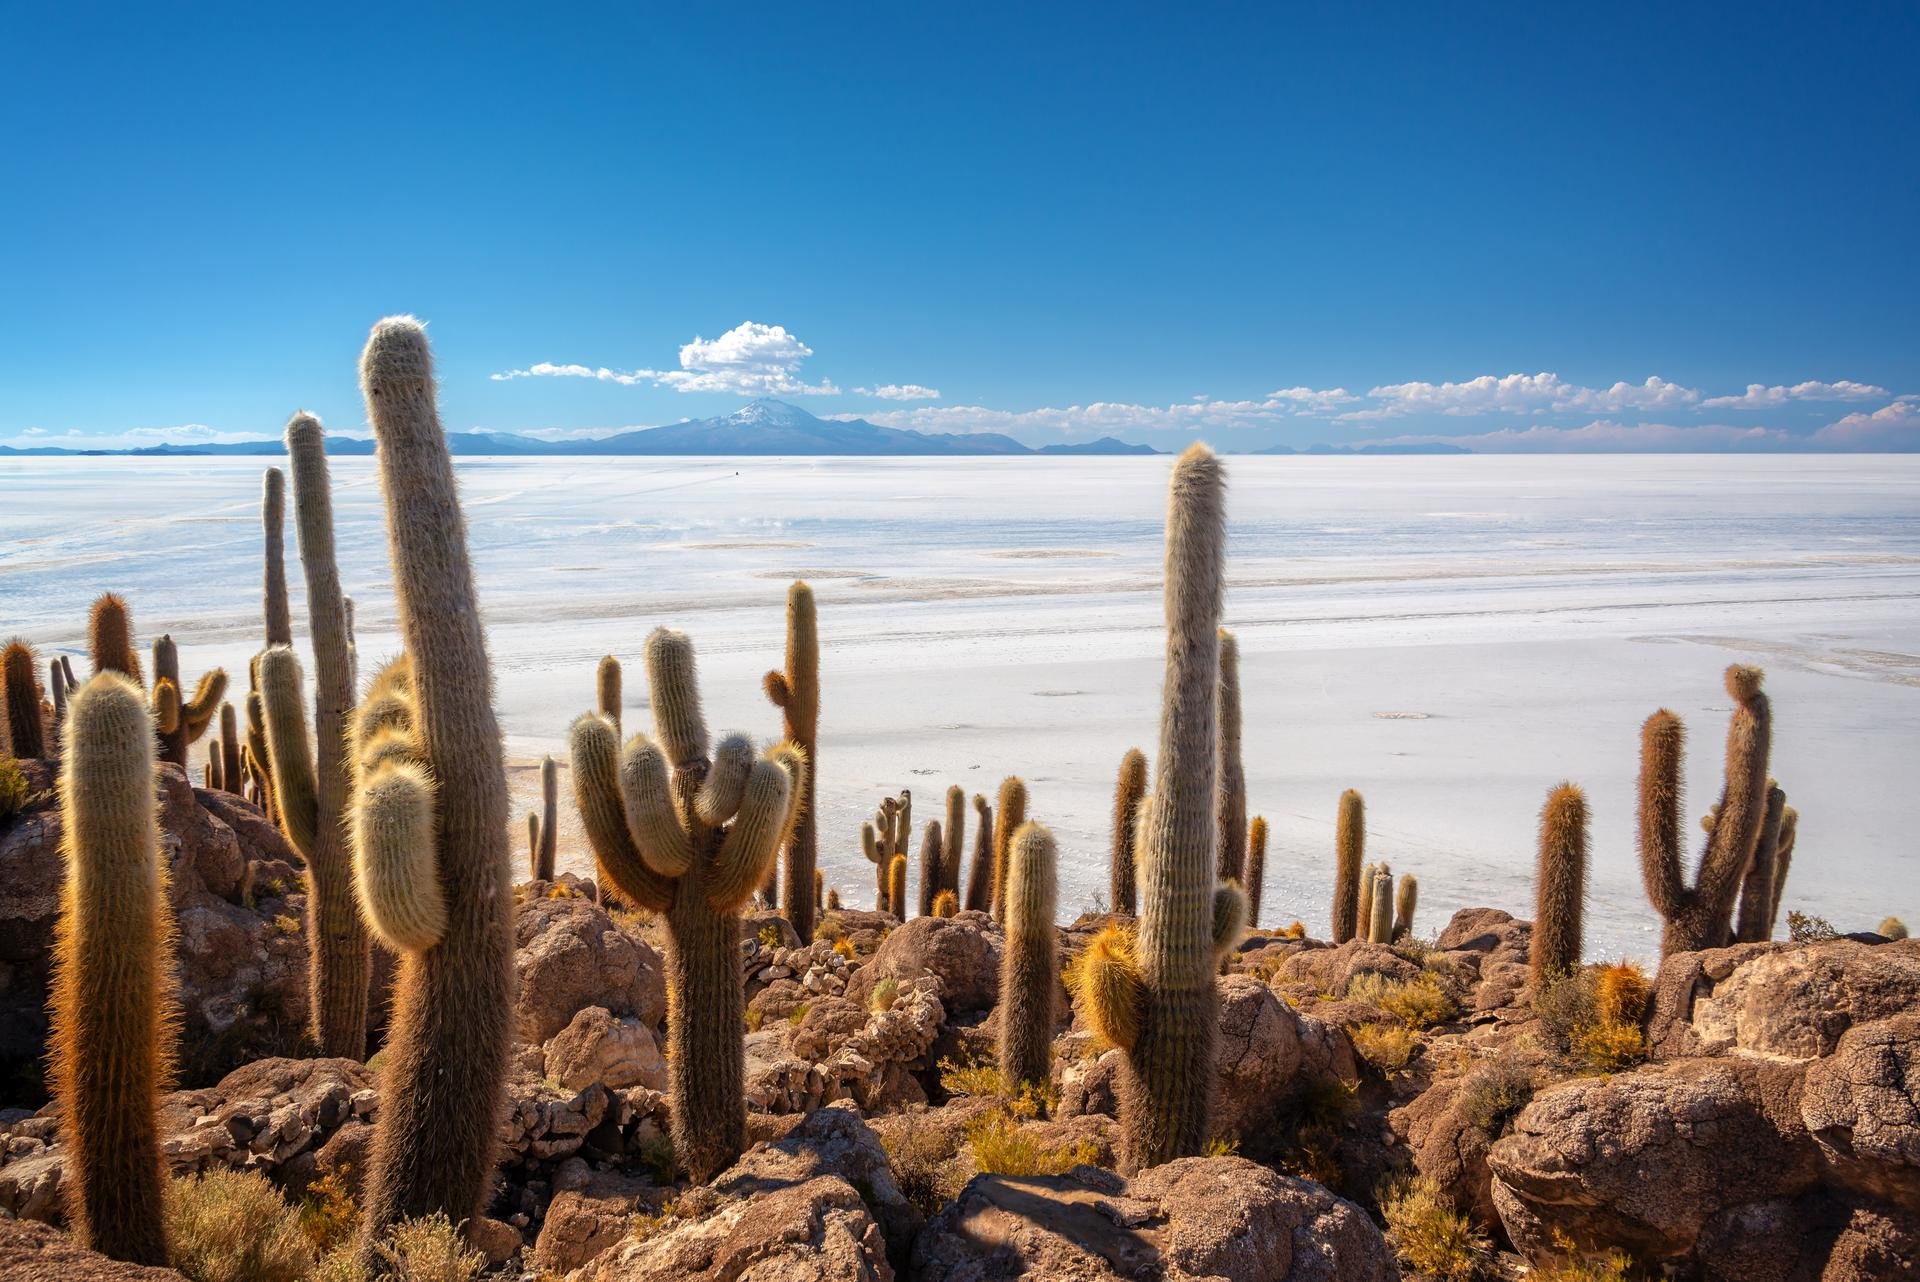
1036 437 1162 456
1255 441 1472 456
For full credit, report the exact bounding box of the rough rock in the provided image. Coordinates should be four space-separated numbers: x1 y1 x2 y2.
0 1217 189 1280
1277 940 1420 997
1648 938 1920 1062
533 1164 663 1275
543 1006 668 1093
1213 976 1358 1145
1801 1014 1920 1211
513 891 666 1044
911 1156 1393 1281
720 1100 917 1268
1693 1188 1920 1282
846 912 1002 1014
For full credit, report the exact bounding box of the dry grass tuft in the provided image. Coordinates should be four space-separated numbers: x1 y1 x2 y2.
1351 1023 1419 1071
1380 1173 1492 1281
165 1168 313 1282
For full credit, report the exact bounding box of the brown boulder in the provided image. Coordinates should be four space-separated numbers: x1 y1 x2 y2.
1214 976 1358 1145
1649 938 1920 1062
513 892 665 1044
0 1217 188 1281
1802 1014 1920 1211
576 1176 891 1281
542 1006 668 1093
534 1164 662 1275
846 912 1002 1014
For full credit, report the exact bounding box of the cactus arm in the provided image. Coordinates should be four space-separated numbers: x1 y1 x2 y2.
644 628 709 766
1075 925 1144 1053
1734 784 1787 942
707 756 793 912
352 760 447 952
694 733 754 826
150 678 180 737
567 715 674 910
1693 666 1773 934
1767 807 1797 934
1636 709 1688 921
1111 749 1147 916
258 646 320 858
180 669 227 739
1211 881 1247 965
618 734 695 876
862 822 880 866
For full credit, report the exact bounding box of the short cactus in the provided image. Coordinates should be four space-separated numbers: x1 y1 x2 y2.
1332 790 1365 943
888 852 908 920
151 635 226 770
2 637 47 758
1074 444 1243 1172
932 888 957 917
219 704 241 795
1111 748 1147 915
763 581 820 936
1531 783 1588 984
568 626 800 1182
597 654 622 727
964 793 994 911
990 775 1028 923
917 820 943 918
1215 629 1246 882
1367 870 1394 943
999 821 1060 1096
1356 859 1378 938
354 317 515 1244
1394 873 1418 941
1245 816 1268 929
48 673 175 1265
1636 667 1773 956
826 886 842 911
262 467 293 647
89 592 141 682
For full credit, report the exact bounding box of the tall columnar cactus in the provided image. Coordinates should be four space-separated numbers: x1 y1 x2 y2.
220 704 241 794
263 466 293 647
1734 783 1788 943
89 592 142 682
763 581 820 936
597 655 622 727
990 775 1028 924
354 317 515 1243
1332 789 1365 943
1367 871 1394 943
943 785 965 898
1356 859 1377 939
150 635 226 770
916 820 943 918
1531 783 1588 985
525 755 559 881
1245 816 1268 929
999 821 1060 1096
1767 807 1798 934
569 627 799 1182
48 673 175 1265
257 410 370 1062
1076 444 1243 1172
1394 874 1418 941
3 637 47 758
1636 666 1773 957
1111 748 1147 915
965 794 995 911
49 659 69 754
1215 629 1246 882
888 853 908 920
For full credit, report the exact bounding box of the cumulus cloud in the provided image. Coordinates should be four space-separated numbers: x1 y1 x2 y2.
856 383 942 401
0 422 266 450
1344 372 1701 421
1701 380 1890 409
1809 399 1920 450
492 321 839 396
1375 419 1791 453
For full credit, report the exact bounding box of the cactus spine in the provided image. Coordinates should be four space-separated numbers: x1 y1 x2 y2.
916 820 943 918
569 627 799 1182
48 673 175 1265
531 755 559 882
762 581 820 936
1215 629 1246 882
1245 816 1267 929
355 317 514 1244
1394 873 1418 941
3 638 47 758
1076 444 1240 1172
1531 783 1588 984
990 775 1027 923
263 466 293 647
1333 790 1365 943
1734 783 1788 943
1111 748 1147 915
1367 870 1394 943
999 821 1059 1096
1636 666 1773 956
89 592 141 682
965 794 994 911
151 635 226 770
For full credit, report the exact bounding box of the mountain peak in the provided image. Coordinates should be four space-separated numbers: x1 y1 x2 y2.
729 398 818 428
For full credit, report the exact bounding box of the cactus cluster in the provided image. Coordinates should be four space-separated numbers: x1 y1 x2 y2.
570 626 801 1181
862 789 913 911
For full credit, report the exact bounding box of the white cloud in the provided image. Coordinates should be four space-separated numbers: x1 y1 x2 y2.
1376 419 1790 453
1809 399 1920 450
1344 372 1701 421
856 383 942 401
1701 380 1889 409
491 321 839 396
1268 386 1359 411
835 390 1351 437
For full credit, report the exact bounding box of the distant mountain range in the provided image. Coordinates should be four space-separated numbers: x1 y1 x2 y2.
0 398 1464 457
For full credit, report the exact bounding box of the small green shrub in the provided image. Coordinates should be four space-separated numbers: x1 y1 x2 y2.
1345 971 1455 1029
964 1111 1099 1177
0 756 27 821
1458 1058 1536 1136
373 1212 486 1282
1351 1023 1419 1071
758 924 784 948
1380 1173 1492 1282
869 976 900 1013
165 1168 313 1282
938 1057 1002 1098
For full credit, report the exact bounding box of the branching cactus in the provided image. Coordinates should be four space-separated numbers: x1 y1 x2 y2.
965 793 994 911
89 592 142 682
1245 816 1268 929
990 775 1028 923
1394 873 1418 941
263 467 293 648
354 317 515 1245
1531 783 1588 984
1215 629 1246 882
151 635 226 770
763 581 820 936
1367 870 1394 943
1734 783 1788 943
943 785 966 898
256 410 369 1061
1075 444 1242 1172
916 820 943 918
1333 790 1365 943
1636 666 1773 956
999 821 1059 1097
3 637 47 758
568 626 800 1182
1111 748 1147 915
48 673 176 1265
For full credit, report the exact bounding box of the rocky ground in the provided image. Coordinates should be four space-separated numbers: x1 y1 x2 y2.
2 771 1915 1279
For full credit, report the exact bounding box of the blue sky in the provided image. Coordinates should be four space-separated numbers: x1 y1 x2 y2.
3 3 1916 452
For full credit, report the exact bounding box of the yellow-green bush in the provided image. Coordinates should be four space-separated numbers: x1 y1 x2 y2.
373 1212 486 1282
964 1111 1099 1177
1351 1023 1419 1071
1380 1173 1491 1282
1345 971 1455 1029
0 756 27 821
165 1168 312 1282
